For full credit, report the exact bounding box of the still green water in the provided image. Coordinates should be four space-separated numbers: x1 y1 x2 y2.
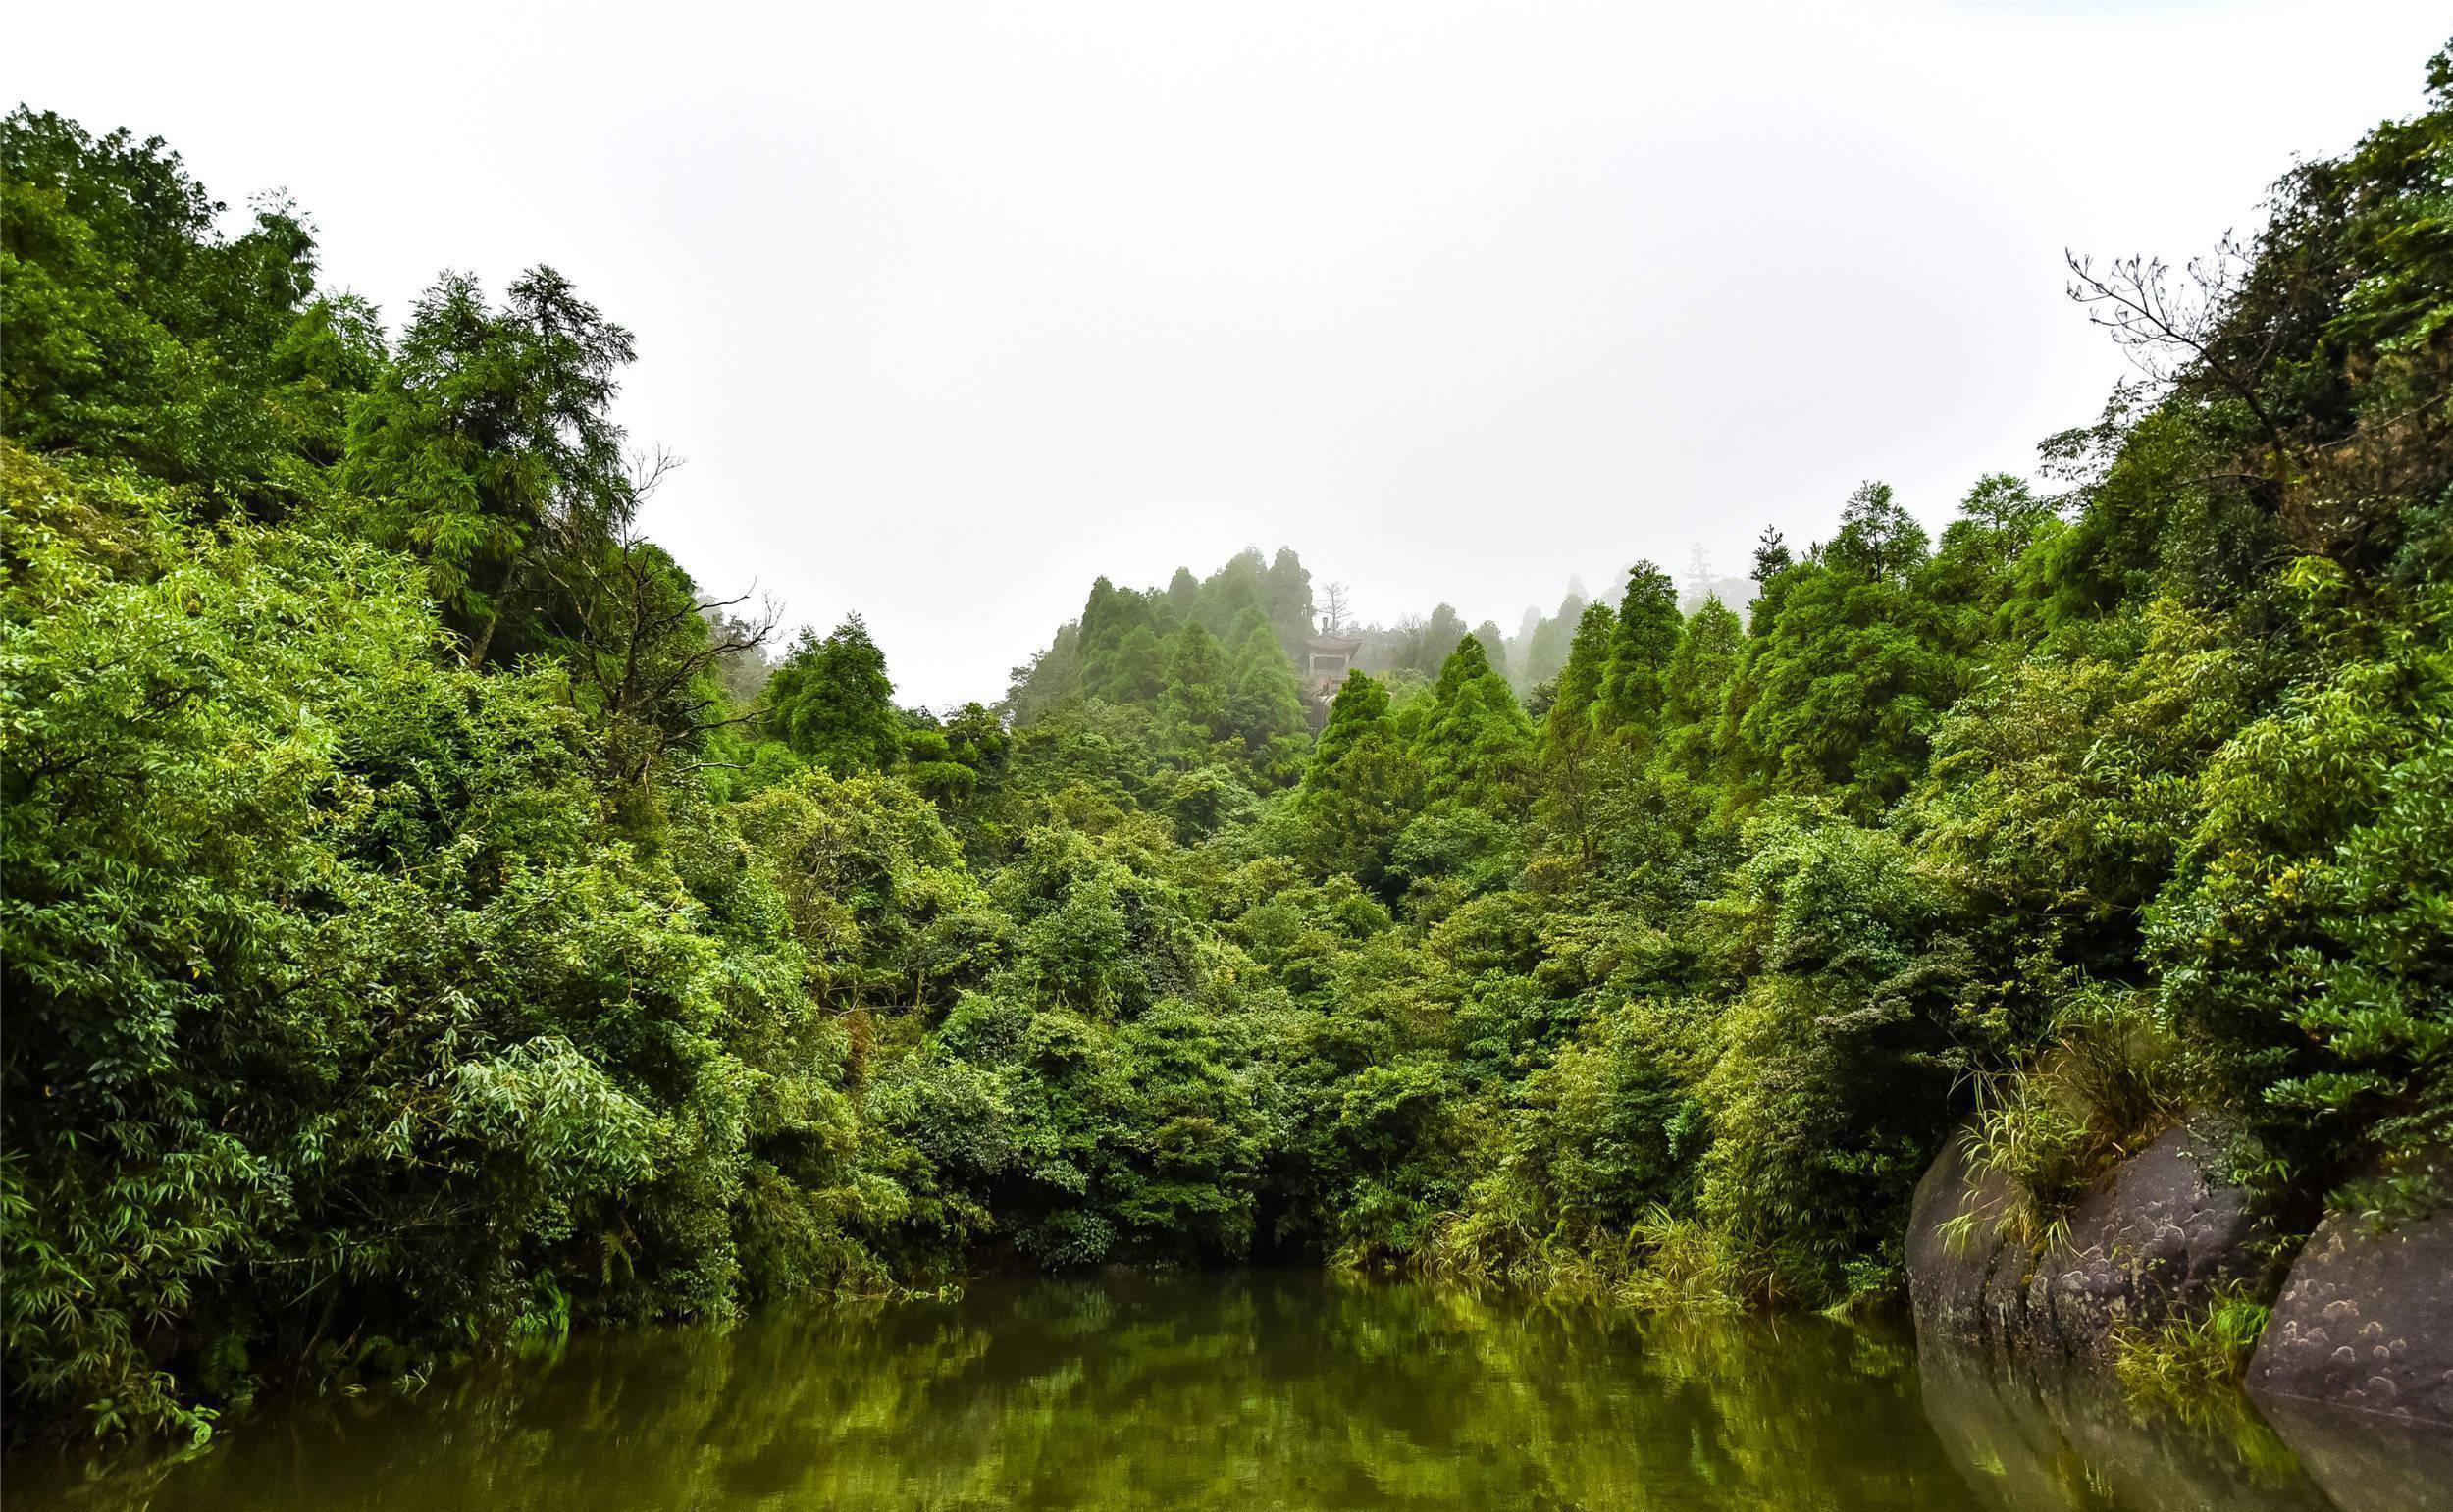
8 1271 2443 1511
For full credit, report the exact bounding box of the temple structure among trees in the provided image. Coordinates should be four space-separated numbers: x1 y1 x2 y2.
1303 633 1362 683
1299 632 1365 723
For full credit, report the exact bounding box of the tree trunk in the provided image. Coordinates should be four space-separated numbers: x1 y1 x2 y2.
465 557 526 668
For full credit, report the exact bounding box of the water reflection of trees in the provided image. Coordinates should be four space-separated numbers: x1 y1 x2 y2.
14 1275 2368 1512
1914 1343 2376 1512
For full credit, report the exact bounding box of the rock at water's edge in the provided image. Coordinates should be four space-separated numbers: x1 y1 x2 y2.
1905 1128 2020 1341
2247 1204 2453 1429
1905 1117 2263 1358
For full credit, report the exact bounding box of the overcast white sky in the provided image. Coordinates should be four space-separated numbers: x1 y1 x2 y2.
11 3 2446 704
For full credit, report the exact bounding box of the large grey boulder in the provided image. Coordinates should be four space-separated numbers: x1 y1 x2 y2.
2247 1201 2453 1429
1905 1124 2026 1342
1906 1117 2265 1358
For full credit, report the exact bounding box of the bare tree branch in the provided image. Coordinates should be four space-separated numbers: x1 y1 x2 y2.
2064 241 2301 472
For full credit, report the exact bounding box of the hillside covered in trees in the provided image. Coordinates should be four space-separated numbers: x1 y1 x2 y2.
5 44 2450 1445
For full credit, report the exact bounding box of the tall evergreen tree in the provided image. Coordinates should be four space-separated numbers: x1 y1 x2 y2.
1227 621 1309 765
1405 603 1470 677
1293 670 1424 885
1415 636 1535 814
1196 548 1269 637
1825 481 1930 582
1109 625 1169 704
1541 602 1618 858
1595 560 1681 737
1518 589 1588 690
1158 622 1234 755
1165 565 1201 618
342 267 637 665
1751 527 1793 584
1471 620 1512 684
1658 598 1745 777
1077 576 1123 662
1730 503 1957 809
1264 547 1316 656
1079 583 1165 701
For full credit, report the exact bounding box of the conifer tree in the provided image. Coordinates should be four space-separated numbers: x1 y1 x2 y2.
1472 620 1512 684
1825 481 1929 582
1264 547 1316 656
1731 493 1956 809
1111 625 1169 704
1415 636 1535 813
1518 589 1588 690
1077 577 1122 662
1227 622 1308 765
1541 602 1618 857
1078 583 1163 701
342 267 637 665
1158 622 1234 756
1196 549 1269 636
1751 527 1793 584
1293 670 1424 884
1405 603 1470 676
1595 561 1681 738
1658 599 1744 777
1165 566 1201 618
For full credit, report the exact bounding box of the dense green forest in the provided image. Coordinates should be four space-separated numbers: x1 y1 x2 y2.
4 46 2449 1445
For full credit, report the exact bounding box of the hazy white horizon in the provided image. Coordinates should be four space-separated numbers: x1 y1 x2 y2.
11 2 2445 705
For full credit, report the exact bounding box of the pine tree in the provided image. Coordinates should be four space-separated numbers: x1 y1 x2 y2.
1111 625 1168 704
1165 566 1201 618
1264 547 1315 657
1158 622 1234 756
1751 528 1793 584
1518 589 1588 690
1227 622 1308 767
1415 636 1535 813
342 267 637 665
1293 670 1424 885
1595 561 1680 738
1472 620 1512 684
1541 602 1618 858
1658 599 1744 777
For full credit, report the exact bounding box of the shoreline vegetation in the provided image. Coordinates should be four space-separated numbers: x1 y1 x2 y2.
5 40 2450 1450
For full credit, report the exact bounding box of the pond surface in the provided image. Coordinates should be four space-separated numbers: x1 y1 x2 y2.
9 1271 2445 1511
